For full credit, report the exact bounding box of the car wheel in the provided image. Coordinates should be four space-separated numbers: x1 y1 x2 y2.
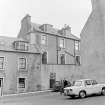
102 88 105 95
79 91 86 98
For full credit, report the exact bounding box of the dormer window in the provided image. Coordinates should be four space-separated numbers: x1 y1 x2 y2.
13 41 29 51
39 24 53 32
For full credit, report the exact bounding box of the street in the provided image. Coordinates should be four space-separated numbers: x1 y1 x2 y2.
1 92 105 105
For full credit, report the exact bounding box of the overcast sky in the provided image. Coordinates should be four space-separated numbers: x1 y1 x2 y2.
0 0 92 37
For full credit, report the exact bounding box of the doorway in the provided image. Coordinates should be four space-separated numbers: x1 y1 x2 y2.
50 73 56 88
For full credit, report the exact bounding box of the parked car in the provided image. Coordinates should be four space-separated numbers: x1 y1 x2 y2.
64 79 105 98
53 81 61 92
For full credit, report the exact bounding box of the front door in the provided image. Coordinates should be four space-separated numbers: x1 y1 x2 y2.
50 73 56 88
0 78 3 96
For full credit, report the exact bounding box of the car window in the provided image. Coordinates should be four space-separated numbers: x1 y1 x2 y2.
73 81 82 86
85 80 92 85
92 80 98 85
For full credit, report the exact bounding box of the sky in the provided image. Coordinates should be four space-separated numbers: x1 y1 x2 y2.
0 0 92 38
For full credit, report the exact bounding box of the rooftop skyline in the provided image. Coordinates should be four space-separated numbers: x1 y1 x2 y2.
0 0 92 37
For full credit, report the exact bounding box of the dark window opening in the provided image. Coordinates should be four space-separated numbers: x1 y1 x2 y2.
0 78 3 88
19 78 25 88
76 56 80 65
42 52 47 64
61 54 65 64
0 80 1 87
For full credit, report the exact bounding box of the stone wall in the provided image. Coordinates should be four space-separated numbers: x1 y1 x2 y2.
0 51 41 95
41 64 81 90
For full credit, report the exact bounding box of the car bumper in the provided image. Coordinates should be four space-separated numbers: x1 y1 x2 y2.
64 90 78 96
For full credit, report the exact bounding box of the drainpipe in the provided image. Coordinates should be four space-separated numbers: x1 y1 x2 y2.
56 36 58 64
74 40 76 65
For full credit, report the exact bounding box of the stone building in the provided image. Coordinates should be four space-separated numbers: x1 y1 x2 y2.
18 15 81 89
0 14 81 95
80 0 105 82
0 36 41 95
18 15 80 65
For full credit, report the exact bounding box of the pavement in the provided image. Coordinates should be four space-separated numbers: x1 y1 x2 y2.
1 89 52 99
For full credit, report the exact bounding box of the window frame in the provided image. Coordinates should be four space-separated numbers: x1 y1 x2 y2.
14 41 29 51
0 57 4 70
42 51 48 64
75 55 80 65
75 41 79 51
18 57 26 70
41 35 47 45
59 38 65 48
60 54 65 64
18 78 25 88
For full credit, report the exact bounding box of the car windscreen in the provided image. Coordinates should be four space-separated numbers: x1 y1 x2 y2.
73 81 82 86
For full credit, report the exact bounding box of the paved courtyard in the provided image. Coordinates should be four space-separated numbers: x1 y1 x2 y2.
1 92 105 105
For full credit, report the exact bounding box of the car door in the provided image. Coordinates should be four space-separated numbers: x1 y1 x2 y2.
91 80 101 94
85 80 93 95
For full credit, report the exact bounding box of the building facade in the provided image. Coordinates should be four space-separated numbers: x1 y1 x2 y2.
0 36 41 95
18 15 81 89
18 15 80 66
0 15 81 95
80 0 105 82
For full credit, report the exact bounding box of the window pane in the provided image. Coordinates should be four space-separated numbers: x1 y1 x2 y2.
19 42 25 50
19 58 26 69
76 56 80 65
75 41 79 50
41 35 46 44
19 78 25 88
14 41 28 51
61 54 65 64
60 39 65 48
0 57 4 69
42 52 47 64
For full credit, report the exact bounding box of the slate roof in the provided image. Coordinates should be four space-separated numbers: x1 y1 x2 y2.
0 36 40 53
31 23 80 41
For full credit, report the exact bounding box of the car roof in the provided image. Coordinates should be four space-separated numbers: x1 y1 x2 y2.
75 79 94 82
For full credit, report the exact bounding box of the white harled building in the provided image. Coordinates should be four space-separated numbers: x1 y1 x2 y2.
80 0 105 82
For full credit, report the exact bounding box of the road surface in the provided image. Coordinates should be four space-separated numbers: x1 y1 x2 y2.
0 92 105 105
